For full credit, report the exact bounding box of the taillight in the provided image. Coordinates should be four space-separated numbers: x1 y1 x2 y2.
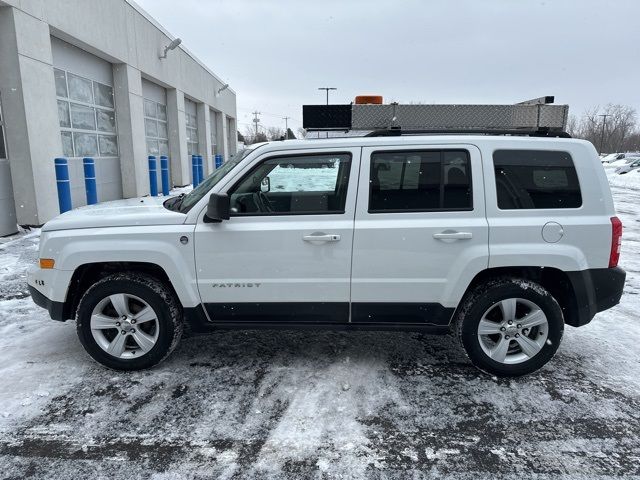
609 216 623 268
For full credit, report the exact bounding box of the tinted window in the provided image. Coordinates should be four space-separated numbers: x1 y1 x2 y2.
229 153 351 215
369 150 472 212
493 150 582 209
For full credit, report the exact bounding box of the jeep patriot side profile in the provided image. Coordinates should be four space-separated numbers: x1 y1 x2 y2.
27 136 625 376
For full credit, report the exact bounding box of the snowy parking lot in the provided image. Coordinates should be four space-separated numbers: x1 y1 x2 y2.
1 168 639 479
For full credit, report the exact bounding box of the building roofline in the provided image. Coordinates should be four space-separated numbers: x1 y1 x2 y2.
124 0 236 95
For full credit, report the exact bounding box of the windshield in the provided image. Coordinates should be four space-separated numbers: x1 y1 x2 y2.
167 147 257 213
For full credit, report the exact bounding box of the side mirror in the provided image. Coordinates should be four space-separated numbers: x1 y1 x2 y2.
204 193 230 223
260 176 270 193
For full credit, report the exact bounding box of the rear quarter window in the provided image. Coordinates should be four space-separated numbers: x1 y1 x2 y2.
493 150 582 209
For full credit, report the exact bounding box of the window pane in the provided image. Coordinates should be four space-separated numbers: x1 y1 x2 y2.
443 151 472 209
146 139 159 155
370 151 441 211
57 100 71 128
73 133 98 156
70 103 96 130
98 135 118 156
144 99 156 118
67 73 93 103
96 108 116 132
0 127 6 159
60 131 73 157
93 82 114 108
54 69 67 98
187 142 197 155
145 118 158 138
157 121 168 139
157 104 167 121
159 140 169 156
493 150 582 209
229 154 351 215
190 128 198 144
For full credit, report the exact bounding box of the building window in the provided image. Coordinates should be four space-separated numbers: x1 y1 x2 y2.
54 68 118 158
369 150 472 212
186 112 199 155
144 99 168 156
0 95 6 159
493 150 582 209
210 110 217 156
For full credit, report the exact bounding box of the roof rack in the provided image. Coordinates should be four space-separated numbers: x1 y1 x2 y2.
302 96 571 138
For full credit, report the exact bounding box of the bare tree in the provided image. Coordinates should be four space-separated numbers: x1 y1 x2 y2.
243 125 268 144
568 104 638 153
297 127 307 139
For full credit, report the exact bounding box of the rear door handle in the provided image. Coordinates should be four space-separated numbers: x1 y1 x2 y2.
303 233 341 243
433 231 473 240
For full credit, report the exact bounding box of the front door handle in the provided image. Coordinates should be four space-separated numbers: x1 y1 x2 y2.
303 233 341 243
433 231 473 240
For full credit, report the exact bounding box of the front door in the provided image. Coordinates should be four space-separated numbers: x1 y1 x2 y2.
193 147 361 324
350 144 489 325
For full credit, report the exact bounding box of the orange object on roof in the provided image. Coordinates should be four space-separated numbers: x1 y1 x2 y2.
355 95 383 105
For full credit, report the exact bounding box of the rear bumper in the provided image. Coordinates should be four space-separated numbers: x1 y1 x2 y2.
566 267 626 327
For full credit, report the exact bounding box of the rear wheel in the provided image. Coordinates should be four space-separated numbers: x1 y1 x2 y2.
455 278 564 377
76 272 183 370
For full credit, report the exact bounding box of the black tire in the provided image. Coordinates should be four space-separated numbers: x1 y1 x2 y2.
76 272 183 370
455 278 564 377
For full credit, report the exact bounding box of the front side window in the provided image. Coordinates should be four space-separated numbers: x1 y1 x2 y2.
229 153 351 215
369 150 472 212
493 150 582 209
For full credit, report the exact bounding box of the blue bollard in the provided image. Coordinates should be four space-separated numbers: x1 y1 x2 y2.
215 154 223 169
160 155 170 195
197 155 204 183
148 156 158 196
83 157 98 205
54 158 72 214
192 155 199 187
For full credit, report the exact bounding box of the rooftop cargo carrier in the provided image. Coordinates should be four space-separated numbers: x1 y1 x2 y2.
303 96 570 137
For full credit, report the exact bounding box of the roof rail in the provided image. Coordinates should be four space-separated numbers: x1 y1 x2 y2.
364 128 571 138
303 96 570 137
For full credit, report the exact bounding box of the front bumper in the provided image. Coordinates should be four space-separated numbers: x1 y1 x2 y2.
28 284 66 321
27 265 73 321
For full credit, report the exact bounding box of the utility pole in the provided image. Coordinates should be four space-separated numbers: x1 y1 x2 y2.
598 114 610 154
252 111 261 140
318 87 336 138
283 116 290 138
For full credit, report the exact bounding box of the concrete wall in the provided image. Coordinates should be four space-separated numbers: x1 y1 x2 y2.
0 0 236 224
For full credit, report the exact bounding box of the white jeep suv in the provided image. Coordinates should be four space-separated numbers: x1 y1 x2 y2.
28 136 625 376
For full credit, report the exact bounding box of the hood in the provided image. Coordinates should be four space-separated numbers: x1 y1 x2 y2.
42 196 186 232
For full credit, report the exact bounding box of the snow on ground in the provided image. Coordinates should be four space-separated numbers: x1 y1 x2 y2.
1 170 640 479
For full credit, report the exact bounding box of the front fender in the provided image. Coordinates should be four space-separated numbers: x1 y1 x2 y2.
42 225 200 308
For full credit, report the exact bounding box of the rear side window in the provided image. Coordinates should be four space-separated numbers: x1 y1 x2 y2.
493 150 582 209
369 150 472 212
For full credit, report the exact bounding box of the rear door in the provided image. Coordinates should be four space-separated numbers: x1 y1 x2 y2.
351 144 489 325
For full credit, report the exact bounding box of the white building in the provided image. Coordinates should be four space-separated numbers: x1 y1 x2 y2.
0 0 237 235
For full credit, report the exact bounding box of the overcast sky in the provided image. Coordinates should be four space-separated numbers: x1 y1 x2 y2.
136 0 640 134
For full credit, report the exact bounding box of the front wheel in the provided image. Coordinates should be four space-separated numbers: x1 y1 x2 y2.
455 278 564 377
76 272 183 370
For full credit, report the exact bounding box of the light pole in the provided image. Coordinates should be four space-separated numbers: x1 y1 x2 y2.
598 114 610 154
318 88 337 137
318 87 337 105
